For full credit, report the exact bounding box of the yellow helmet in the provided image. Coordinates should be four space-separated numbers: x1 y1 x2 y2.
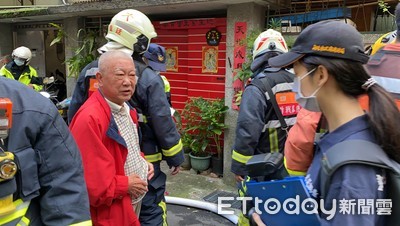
370 31 397 55
106 9 157 53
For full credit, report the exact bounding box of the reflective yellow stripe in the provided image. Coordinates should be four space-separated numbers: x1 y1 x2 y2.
232 150 252 164
69 220 93 226
158 201 168 226
283 158 306 176
145 153 162 162
17 216 30 226
269 128 279 152
238 212 250 226
0 200 30 225
161 139 183 157
138 113 147 123
161 76 170 93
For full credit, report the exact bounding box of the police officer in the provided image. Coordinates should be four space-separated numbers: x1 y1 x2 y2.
0 77 91 225
143 43 172 106
0 46 42 91
231 29 296 226
68 9 184 226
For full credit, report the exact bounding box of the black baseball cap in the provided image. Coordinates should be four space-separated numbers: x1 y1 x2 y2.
269 20 369 68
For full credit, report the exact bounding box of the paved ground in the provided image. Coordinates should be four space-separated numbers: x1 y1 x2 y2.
162 161 237 200
161 162 240 225
167 204 235 226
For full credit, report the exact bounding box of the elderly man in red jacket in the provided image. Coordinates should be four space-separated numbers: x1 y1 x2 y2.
70 50 154 226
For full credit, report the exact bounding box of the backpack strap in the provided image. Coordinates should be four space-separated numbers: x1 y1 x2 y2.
250 76 289 134
320 139 400 198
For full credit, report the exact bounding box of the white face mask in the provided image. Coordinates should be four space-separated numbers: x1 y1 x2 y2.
292 68 322 112
14 59 25 66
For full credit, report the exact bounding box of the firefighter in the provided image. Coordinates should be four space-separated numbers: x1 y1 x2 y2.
68 9 184 226
0 77 91 225
231 29 296 225
0 46 43 91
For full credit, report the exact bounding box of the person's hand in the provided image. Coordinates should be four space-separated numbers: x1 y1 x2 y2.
127 174 148 198
235 174 244 182
28 84 34 88
252 212 266 226
170 166 180 175
147 162 154 180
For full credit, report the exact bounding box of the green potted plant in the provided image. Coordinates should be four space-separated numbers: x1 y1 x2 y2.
181 97 228 173
174 111 192 170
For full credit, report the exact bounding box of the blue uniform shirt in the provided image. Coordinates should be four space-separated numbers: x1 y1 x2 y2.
306 114 386 225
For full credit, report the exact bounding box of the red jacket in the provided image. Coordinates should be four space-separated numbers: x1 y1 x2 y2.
70 90 141 226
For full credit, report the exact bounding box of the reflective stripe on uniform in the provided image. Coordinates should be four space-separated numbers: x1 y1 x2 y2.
84 67 99 77
16 216 29 226
237 176 251 226
232 150 252 164
271 82 293 95
261 117 297 132
161 76 170 93
69 220 93 226
269 128 279 153
158 201 168 226
138 113 147 123
161 139 183 157
0 200 30 225
283 158 306 176
145 153 162 162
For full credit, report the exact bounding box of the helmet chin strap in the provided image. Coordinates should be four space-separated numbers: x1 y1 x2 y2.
132 52 145 63
133 34 150 54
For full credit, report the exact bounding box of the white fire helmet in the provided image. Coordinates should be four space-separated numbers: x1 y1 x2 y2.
252 29 288 60
106 9 157 53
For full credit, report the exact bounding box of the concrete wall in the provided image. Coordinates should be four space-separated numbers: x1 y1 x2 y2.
223 2 267 186
0 23 14 59
63 16 83 97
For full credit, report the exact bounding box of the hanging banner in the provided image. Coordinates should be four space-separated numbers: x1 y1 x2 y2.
166 47 179 72
155 18 226 30
232 21 247 110
202 46 218 73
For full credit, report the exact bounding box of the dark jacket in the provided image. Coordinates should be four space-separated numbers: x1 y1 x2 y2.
307 115 386 225
0 77 91 225
231 67 296 176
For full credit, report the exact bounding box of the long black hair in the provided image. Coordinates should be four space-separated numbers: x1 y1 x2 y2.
301 56 400 163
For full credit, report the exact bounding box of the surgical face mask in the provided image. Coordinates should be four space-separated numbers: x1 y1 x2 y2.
14 59 25 66
293 68 322 112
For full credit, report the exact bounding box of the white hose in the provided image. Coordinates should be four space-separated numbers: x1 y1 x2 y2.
165 196 239 224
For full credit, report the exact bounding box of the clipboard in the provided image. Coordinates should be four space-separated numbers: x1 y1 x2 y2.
246 177 321 226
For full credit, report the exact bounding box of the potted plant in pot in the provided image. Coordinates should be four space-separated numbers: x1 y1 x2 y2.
174 111 192 170
205 98 228 176
181 97 228 173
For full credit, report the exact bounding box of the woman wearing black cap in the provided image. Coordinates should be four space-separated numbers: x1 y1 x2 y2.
250 20 400 225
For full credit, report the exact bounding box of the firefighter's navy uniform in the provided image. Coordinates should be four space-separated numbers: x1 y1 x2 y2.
0 77 91 225
231 67 295 176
